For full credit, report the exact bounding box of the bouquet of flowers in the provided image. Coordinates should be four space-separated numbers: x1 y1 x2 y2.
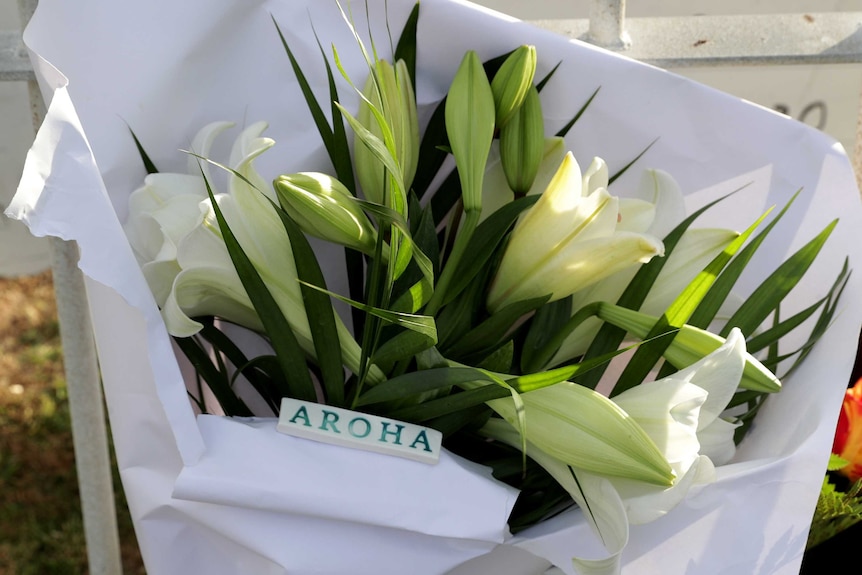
9 0 862 573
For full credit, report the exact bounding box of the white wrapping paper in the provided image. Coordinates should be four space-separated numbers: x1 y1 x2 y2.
8 0 862 573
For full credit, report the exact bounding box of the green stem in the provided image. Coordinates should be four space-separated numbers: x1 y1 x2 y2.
425 209 481 315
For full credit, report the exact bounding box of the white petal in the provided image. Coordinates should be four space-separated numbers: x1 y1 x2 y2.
617 198 655 234
697 417 739 466
673 328 746 430
229 121 276 202
613 377 706 473
187 121 235 179
635 169 685 238
141 259 181 307
527 137 568 198
124 212 165 262
612 455 715 525
128 173 207 215
582 157 609 197
162 266 263 337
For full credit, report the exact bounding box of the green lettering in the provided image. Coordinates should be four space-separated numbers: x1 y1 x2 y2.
348 417 372 438
288 406 311 427
379 422 404 445
409 430 432 452
319 410 341 433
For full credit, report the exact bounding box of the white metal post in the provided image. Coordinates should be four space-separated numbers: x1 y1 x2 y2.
16 1 124 573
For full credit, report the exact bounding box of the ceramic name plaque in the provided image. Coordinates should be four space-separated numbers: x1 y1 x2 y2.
277 398 443 464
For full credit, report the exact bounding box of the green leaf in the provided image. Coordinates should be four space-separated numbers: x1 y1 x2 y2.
520 298 572 373
412 97 449 198
608 138 657 185
299 280 437 342
335 101 406 201
173 335 252 417
273 208 346 406
273 18 333 160
512 344 639 393
441 194 540 308
197 320 282 413
444 295 549 361
576 191 737 389
719 219 838 338
780 258 850 377
554 86 599 138
389 385 511 422
127 126 159 174
745 297 827 354
393 2 420 92
687 190 801 330
311 26 357 194
357 366 494 406
611 206 771 394
372 329 436 368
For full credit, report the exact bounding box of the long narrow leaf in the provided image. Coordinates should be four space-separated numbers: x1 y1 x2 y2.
173 335 252 417
688 190 801 329
393 2 420 91
310 26 356 194
274 208 346 406
357 366 492 406
200 167 317 402
719 219 838 337
444 295 549 359
576 192 735 388
389 385 511 422
554 86 599 138
128 126 159 174
273 18 334 153
612 207 772 394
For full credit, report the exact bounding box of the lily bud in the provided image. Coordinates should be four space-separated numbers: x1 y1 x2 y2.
485 380 675 485
499 84 544 194
354 59 419 205
490 45 537 128
445 50 496 215
595 302 782 393
274 172 377 255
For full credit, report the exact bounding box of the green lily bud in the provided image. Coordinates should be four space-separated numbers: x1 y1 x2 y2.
484 379 675 485
595 302 782 393
499 84 544 194
490 45 537 128
355 59 419 206
274 172 378 255
445 50 495 214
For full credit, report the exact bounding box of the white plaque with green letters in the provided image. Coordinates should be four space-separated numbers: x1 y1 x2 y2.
276 398 443 464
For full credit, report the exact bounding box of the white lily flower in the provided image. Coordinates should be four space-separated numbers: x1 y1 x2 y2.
125 121 376 381
487 152 664 313
548 169 740 368
483 330 748 575
610 328 746 523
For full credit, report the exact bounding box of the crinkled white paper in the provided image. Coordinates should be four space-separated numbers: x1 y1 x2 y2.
8 0 862 573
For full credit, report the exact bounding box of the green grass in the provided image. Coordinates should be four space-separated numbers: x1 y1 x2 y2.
0 272 144 574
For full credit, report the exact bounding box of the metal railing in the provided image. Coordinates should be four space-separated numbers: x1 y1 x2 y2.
1 0 861 573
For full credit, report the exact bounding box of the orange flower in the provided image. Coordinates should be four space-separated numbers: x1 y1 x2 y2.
833 378 862 481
